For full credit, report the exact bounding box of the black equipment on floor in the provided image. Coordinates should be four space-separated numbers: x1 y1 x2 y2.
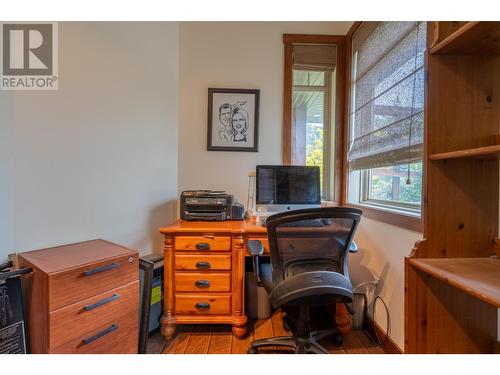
138 254 164 354
0 261 32 354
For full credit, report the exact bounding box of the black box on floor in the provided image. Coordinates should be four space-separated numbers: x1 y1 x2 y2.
138 254 164 354
0 263 32 354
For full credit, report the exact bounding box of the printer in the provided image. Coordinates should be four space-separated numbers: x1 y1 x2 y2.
180 190 245 221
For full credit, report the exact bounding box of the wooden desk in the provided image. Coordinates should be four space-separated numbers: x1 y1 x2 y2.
159 219 350 339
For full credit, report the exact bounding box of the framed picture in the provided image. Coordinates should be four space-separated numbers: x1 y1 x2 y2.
207 88 260 152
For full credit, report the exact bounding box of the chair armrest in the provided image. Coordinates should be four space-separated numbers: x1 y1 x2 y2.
247 240 264 286
349 241 358 253
247 240 264 256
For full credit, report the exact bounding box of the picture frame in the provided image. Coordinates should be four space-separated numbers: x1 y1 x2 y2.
207 88 260 152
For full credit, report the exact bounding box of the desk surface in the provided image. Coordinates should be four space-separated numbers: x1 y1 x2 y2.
160 219 267 235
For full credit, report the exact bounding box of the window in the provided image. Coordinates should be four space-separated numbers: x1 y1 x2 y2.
347 22 426 217
283 36 342 202
292 69 332 198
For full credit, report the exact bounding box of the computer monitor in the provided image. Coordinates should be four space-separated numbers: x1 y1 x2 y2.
256 165 321 213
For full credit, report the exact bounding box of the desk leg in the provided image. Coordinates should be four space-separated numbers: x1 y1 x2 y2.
161 235 176 339
335 303 351 335
231 235 248 338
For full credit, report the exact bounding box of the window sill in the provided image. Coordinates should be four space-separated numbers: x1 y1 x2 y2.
344 202 422 233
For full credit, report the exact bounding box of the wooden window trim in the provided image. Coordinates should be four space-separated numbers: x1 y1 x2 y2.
282 33 346 204
341 22 423 233
345 203 422 233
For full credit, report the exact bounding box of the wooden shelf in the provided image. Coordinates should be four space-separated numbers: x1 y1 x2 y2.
430 22 500 55
409 258 500 308
429 144 500 161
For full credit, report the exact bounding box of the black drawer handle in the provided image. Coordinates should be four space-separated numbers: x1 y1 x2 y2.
195 242 211 251
83 262 119 276
83 294 120 312
195 302 210 310
82 324 118 345
195 261 211 269
195 280 210 288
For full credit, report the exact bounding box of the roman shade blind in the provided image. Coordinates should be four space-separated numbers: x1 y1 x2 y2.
293 44 337 71
348 22 426 171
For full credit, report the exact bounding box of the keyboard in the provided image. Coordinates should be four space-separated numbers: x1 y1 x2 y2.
260 217 327 227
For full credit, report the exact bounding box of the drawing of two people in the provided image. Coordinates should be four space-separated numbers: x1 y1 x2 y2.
218 102 249 143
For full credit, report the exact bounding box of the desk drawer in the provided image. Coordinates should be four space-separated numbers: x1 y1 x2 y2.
175 236 231 252
175 272 230 292
175 294 231 315
48 254 138 311
247 237 270 254
175 254 231 271
50 309 138 354
49 281 139 349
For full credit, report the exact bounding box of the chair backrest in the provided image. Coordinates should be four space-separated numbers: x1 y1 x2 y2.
266 207 362 287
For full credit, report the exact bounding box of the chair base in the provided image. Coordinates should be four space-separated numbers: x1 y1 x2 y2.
247 328 342 354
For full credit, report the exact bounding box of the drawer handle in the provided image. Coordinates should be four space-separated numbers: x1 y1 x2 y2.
83 262 119 276
82 324 118 345
195 280 210 288
195 242 211 251
83 293 120 312
195 302 210 310
195 261 211 269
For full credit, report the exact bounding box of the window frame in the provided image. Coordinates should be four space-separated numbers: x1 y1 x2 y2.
282 34 346 205
342 22 423 232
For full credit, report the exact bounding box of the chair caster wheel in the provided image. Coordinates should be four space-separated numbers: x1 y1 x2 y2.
332 333 343 346
247 347 258 354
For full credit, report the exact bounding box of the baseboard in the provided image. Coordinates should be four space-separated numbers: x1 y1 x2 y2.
493 340 500 354
363 315 403 354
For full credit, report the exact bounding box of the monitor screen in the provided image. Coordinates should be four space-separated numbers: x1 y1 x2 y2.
256 165 321 205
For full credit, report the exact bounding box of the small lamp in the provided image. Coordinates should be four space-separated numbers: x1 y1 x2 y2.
245 171 256 221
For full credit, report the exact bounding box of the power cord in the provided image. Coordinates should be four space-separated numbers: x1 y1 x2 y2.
352 279 391 348
372 295 390 348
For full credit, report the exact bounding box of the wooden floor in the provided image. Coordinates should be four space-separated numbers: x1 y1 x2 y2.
153 310 384 354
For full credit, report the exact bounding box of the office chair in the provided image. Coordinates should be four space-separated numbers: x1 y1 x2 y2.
247 207 362 354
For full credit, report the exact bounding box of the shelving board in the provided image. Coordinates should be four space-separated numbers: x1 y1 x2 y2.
430 22 500 55
409 258 500 308
429 144 500 161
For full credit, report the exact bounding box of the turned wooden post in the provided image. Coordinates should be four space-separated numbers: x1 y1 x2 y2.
160 235 176 339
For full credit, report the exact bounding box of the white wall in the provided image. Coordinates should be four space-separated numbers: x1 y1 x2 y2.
178 22 352 203
0 22 179 261
349 217 421 350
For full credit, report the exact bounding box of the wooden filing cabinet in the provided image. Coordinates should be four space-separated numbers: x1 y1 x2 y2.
159 221 272 339
18 239 139 354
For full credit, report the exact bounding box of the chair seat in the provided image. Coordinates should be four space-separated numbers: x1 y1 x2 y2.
269 271 353 308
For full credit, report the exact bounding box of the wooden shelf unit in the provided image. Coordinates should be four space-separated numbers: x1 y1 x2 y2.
408 258 500 308
405 21 500 354
429 144 500 160
430 21 500 55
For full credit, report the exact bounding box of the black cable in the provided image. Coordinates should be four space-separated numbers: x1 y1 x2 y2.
372 295 390 348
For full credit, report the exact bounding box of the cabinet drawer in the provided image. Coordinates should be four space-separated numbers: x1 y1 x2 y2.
175 254 231 271
175 272 230 292
175 236 231 252
49 281 139 349
48 253 138 311
175 294 231 315
247 237 269 254
50 310 138 354
100 331 138 354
